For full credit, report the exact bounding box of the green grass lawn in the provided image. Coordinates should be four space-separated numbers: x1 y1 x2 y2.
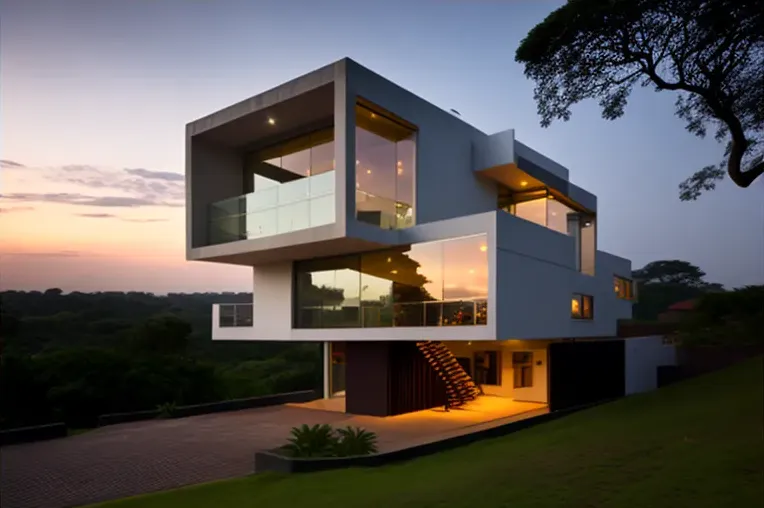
92 358 764 508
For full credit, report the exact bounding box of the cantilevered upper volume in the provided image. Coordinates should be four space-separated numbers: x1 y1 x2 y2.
186 57 634 343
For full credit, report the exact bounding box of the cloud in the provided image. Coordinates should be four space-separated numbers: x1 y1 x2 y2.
0 206 35 213
76 213 116 218
122 218 169 223
124 168 184 182
1 159 25 168
74 213 168 223
2 250 81 257
1 192 183 208
6 163 186 208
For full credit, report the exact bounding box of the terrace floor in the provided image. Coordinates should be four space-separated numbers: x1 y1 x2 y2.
0 396 546 508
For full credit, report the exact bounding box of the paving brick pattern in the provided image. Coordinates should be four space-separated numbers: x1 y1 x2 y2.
0 406 353 508
1 399 546 508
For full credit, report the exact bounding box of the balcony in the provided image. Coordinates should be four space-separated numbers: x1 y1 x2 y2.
208 172 335 246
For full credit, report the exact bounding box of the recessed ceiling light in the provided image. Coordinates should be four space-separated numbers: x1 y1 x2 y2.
520 180 528 187
370 113 377 119
480 245 487 252
469 269 475 274
267 118 275 125
390 269 398 274
366 169 372 174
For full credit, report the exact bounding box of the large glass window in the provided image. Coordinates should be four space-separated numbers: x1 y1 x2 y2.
294 234 488 328
505 190 579 236
208 129 335 245
355 103 416 230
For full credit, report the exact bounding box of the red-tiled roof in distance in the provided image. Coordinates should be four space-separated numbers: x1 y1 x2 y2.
667 299 697 311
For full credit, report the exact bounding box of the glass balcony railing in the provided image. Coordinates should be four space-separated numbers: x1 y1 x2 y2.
208 172 335 245
356 189 414 230
218 303 254 328
298 298 488 328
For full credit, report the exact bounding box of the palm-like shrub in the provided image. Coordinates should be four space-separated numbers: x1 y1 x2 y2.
281 424 379 458
283 423 337 457
332 426 378 457
156 401 177 419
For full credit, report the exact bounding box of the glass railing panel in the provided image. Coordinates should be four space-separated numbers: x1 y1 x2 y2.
277 200 311 234
310 194 335 228
207 172 336 246
246 186 278 212
246 207 279 239
309 171 334 198
278 177 310 205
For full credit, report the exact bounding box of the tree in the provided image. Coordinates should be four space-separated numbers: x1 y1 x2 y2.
515 0 764 199
633 259 715 287
131 314 191 355
630 259 724 320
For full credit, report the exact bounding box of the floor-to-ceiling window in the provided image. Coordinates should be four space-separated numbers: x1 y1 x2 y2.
294 234 488 328
355 102 416 230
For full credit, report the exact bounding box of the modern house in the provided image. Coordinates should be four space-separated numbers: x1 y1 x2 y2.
186 58 642 417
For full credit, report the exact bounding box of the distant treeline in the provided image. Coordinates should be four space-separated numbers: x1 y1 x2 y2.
0 290 321 429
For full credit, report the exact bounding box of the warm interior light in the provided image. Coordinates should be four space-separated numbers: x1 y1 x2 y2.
548 195 554 199
468 269 475 274
520 180 528 187
370 113 377 119
479 245 488 252
571 297 580 315
390 269 398 274
397 167 403 175
366 169 372 174
356 160 360 165
267 117 275 125
387 257 392 263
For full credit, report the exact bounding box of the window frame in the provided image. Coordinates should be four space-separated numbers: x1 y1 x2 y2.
473 350 501 386
614 275 635 300
571 293 594 320
512 351 534 388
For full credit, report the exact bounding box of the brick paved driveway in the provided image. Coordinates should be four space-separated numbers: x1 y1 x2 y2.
0 406 354 508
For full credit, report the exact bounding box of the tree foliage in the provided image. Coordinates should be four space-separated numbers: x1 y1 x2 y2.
675 285 764 346
515 0 764 199
0 291 322 429
632 259 720 288
630 259 724 320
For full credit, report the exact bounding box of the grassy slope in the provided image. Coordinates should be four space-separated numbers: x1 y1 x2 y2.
94 358 764 508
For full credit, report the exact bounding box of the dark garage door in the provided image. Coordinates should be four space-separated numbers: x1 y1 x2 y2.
548 340 625 412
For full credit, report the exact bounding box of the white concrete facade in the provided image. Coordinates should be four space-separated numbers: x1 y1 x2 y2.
624 336 677 395
189 58 634 343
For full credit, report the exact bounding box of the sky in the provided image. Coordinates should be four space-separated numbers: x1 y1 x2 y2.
1 0 762 294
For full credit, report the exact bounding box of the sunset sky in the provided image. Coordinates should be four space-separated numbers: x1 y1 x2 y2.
1 0 762 294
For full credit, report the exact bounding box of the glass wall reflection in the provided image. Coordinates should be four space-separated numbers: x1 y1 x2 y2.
294 234 489 328
355 103 416 230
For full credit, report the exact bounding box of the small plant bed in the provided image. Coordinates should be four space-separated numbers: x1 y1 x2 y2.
276 424 378 458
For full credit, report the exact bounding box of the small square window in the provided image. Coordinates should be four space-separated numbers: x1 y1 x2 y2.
571 294 594 319
614 276 634 300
